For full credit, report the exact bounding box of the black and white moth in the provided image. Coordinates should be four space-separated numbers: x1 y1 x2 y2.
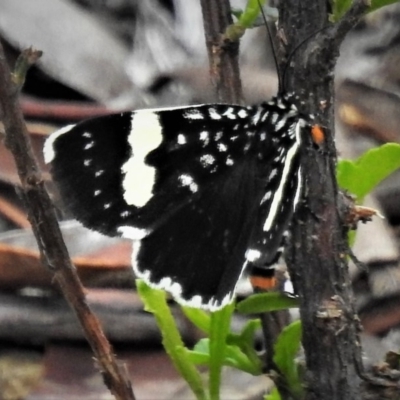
43 94 308 310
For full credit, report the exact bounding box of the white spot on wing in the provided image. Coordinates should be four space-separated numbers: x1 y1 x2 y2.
223 107 236 119
84 141 95 150
177 134 187 145
200 154 215 166
118 226 149 239
84 159 92 166
238 109 248 118
217 143 227 152
200 131 210 146
94 190 101 196
209 108 222 120
261 190 272 203
215 131 223 141
121 111 163 208
252 108 262 125
269 169 277 180
270 113 279 124
275 117 288 131
43 124 76 163
245 249 262 262
179 174 198 192
276 100 286 109
95 170 105 177
184 109 204 120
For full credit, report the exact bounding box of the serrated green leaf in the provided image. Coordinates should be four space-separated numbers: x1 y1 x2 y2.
136 280 207 400
273 321 303 399
337 143 400 202
237 292 299 314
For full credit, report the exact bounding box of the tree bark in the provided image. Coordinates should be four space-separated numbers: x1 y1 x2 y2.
279 1 369 399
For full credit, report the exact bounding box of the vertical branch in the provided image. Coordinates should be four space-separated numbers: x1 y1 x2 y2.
199 0 243 104
0 45 135 400
279 1 369 400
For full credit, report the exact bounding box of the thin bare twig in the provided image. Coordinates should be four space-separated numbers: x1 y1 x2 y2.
0 45 135 400
199 0 243 104
333 0 370 47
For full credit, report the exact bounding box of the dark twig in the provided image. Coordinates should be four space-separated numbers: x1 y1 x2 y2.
199 0 243 104
332 0 370 47
278 1 370 400
11 47 43 89
0 45 135 400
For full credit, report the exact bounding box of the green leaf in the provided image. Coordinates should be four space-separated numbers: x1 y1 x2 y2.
189 338 261 375
226 0 268 42
227 319 263 375
238 0 267 28
265 387 282 400
208 303 235 400
228 319 261 350
237 292 299 314
332 0 353 20
237 319 262 344
369 0 400 13
136 280 207 400
332 0 399 21
337 143 400 203
182 306 211 334
273 321 304 399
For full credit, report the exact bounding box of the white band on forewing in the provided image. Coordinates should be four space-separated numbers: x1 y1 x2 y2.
122 111 163 208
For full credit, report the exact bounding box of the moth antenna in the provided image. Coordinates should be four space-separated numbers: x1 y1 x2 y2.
282 25 330 91
257 0 283 95
257 0 330 96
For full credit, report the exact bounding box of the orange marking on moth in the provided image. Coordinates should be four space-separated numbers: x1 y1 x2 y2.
250 276 277 290
311 124 325 145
